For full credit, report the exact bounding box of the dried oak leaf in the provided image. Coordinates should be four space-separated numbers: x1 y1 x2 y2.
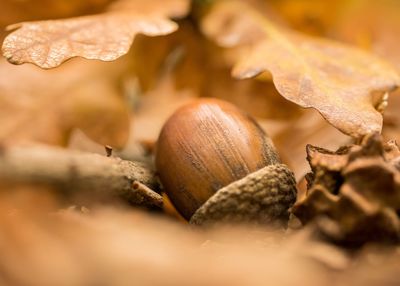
327 1 400 145
200 0 400 138
292 134 400 246
1 0 190 69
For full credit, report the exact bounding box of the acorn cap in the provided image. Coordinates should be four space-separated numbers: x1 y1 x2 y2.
190 164 297 227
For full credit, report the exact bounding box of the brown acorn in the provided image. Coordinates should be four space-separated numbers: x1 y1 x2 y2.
155 98 296 226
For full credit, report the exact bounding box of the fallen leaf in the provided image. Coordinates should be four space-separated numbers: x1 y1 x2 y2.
201 0 400 138
2 0 190 69
325 1 400 144
0 57 130 148
0 202 332 286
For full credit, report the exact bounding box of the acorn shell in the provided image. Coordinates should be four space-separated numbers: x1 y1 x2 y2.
190 164 297 226
156 98 281 220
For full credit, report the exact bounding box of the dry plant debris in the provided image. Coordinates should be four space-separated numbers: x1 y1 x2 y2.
293 134 400 246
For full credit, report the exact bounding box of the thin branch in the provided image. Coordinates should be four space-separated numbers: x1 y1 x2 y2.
0 144 162 208
132 181 163 209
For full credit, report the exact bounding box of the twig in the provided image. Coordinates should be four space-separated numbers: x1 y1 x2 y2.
132 181 163 209
0 144 161 208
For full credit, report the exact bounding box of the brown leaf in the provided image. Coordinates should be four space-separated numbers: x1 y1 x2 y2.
0 205 332 286
201 0 400 138
0 58 130 148
2 0 190 69
292 134 400 246
327 1 400 143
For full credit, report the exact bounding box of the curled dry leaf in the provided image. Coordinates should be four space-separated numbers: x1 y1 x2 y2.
292 134 400 246
1 0 190 69
201 0 400 138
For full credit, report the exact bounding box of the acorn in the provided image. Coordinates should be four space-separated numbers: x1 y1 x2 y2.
155 98 297 226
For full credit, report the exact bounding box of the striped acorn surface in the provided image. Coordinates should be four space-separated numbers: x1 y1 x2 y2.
155 98 296 224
